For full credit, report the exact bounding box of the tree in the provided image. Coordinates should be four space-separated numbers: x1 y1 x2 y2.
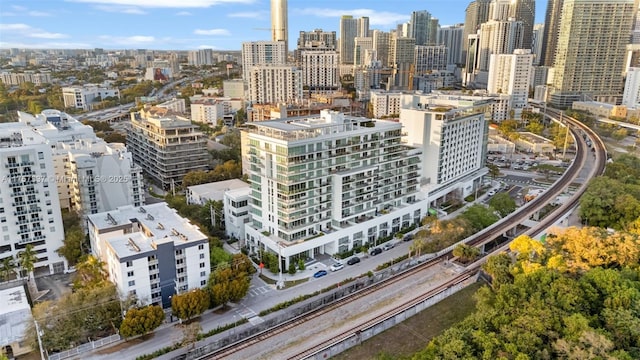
207 254 252 307
0 256 16 281
488 192 516 217
526 120 544 135
18 244 37 280
103 132 126 143
171 288 210 321
119 305 164 338
533 163 563 181
452 244 480 263
73 255 108 290
481 252 514 289
487 163 500 179
56 225 85 266
460 204 499 232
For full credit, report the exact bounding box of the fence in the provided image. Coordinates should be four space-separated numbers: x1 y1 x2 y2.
47 334 121 360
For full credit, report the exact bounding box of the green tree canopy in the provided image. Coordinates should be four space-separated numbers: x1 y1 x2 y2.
488 192 516 218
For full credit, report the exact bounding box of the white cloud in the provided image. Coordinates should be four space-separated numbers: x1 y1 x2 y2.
197 45 218 49
98 35 156 45
0 23 68 39
28 11 52 16
94 5 147 14
228 11 266 19
31 32 68 39
11 5 27 11
66 0 254 8
194 28 230 36
293 8 408 27
0 41 93 49
176 11 192 15
0 23 31 31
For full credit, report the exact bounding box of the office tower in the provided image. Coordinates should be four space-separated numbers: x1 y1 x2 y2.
477 20 524 72
0 125 67 275
408 11 438 46
509 0 535 50
489 0 513 20
488 49 534 118
339 16 370 65
87 203 210 308
632 5 640 44
373 30 391 67
464 33 480 86
540 0 563 66
463 0 492 63
438 24 465 65
242 110 423 269
241 41 287 87
299 50 339 92
551 0 637 107
390 35 416 90
354 37 374 66
247 64 303 104
271 0 288 54
532 24 544 65
623 67 640 108
415 45 448 73
127 113 208 190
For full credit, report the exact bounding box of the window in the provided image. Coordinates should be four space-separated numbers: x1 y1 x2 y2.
0 208 3 214
176 249 183 255
200 271 206 277
126 261 133 267
177 268 185 274
38 152 44 160
199 253 205 259
127 271 134 277
200 262 205 268
0 217 5 223
128 280 135 286
201 280 206 286
198 244 204 250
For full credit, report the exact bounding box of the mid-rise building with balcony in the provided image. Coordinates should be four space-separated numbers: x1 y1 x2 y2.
62 85 120 111
242 110 424 269
87 203 210 308
127 113 208 190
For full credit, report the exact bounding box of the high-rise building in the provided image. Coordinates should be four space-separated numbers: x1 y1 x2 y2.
408 10 437 46
532 24 545 65
354 37 374 66
369 90 402 118
373 30 391 67
390 35 416 90
540 0 564 67
242 110 423 268
339 16 370 65
0 123 67 275
414 45 449 73
487 49 534 118
462 0 492 63
300 50 339 92
247 64 303 104
509 0 535 50
550 0 637 107
295 29 337 65
477 20 524 72
438 24 465 65
126 113 208 190
623 67 640 108
271 0 288 54
241 41 287 87
188 49 214 66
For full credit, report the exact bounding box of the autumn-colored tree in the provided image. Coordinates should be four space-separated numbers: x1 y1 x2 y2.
119 305 164 338
73 255 109 290
207 254 252 307
171 288 210 321
525 120 544 135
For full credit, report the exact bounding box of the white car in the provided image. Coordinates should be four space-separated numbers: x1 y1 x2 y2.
329 262 344 271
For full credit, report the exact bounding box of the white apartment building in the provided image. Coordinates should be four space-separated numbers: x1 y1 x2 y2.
188 49 214 66
156 98 186 114
476 19 524 82
623 67 640 108
487 49 534 119
400 93 490 202
62 85 120 111
414 45 448 73
87 203 210 308
186 179 250 241
414 71 458 93
17 110 145 216
241 41 287 87
300 50 339 92
0 71 52 86
0 126 67 275
243 110 424 268
247 65 303 105
369 90 402 118
190 97 228 125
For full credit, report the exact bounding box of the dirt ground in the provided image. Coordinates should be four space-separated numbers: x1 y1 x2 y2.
332 282 482 360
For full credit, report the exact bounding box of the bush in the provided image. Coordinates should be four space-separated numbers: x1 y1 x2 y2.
297 259 305 271
288 262 296 275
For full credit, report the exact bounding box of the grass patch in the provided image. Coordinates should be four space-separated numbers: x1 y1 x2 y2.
332 282 483 360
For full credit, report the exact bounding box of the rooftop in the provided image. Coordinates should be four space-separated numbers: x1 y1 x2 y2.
188 179 249 202
0 286 32 347
88 202 207 257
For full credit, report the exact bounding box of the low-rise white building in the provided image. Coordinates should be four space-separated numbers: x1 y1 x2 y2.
62 85 120 111
190 96 243 125
156 98 186 114
87 203 210 308
186 179 250 241
0 286 34 358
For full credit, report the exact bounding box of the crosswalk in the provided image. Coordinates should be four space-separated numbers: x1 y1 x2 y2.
247 285 271 297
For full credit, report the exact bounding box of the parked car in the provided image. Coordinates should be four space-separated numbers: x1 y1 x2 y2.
329 262 344 271
403 234 414 242
382 242 395 251
313 270 328 278
369 247 383 256
347 257 361 265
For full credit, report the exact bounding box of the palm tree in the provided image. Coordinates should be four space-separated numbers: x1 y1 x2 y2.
0 256 16 281
18 244 38 280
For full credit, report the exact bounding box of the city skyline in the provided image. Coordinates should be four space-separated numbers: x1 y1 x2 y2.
0 0 547 51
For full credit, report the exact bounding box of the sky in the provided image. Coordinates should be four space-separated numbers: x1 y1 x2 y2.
0 0 548 51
